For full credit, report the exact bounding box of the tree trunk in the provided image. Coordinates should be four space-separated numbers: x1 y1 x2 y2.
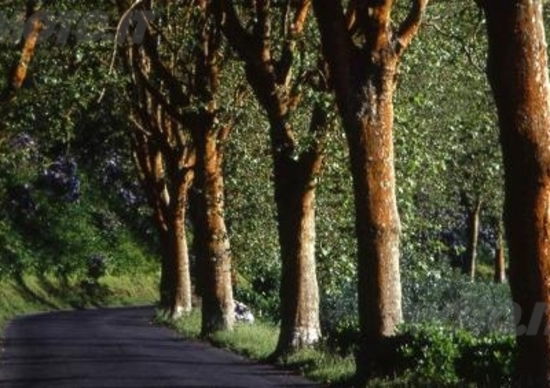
464 199 482 281
312 0 428 379
494 229 506 284
215 0 325 355
481 1 550 385
167 201 193 319
348 64 403 341
158 229 172 309
272 144 321 356
194 128 235 336
341 61 403 376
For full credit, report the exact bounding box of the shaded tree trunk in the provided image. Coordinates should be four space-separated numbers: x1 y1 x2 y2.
158 229 173 308
464 199 482 281
193 124 235 336
269 117 323 355
480 0 550 385
494 228 506 284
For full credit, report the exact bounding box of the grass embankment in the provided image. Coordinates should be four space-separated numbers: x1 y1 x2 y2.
158 311 356 386
0 273 159 329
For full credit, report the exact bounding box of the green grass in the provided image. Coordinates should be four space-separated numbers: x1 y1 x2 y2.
159 311 355 386
0 273 159 330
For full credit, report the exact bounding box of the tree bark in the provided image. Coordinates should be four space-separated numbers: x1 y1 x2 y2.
194 125 235 336
313 0 428 377
464 199 482 281
158 229 173 309
270 119 322 355
215 1 325 355
130 132 194 318
344 62 403 342
1 3 43 103
480 0 550 385
166 175 194 319
494 228 506 284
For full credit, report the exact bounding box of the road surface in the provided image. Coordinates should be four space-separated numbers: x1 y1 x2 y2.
0 306 318 387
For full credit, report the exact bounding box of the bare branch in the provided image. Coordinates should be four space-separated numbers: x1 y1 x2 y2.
291 0 311 36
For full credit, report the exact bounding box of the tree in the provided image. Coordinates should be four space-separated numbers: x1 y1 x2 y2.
190 0 236 334
214 0 332 354
312 0 428 375
118 0 235 332
478 0 550 384
118 1 195 319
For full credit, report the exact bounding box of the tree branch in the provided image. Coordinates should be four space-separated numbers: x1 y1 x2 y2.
395 0 429 55
213 0 256 63
1 7 43 103
312 0 356 110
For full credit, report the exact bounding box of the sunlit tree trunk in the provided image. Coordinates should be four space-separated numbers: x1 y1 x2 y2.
131 133 194 317
1 2 42 102
166 173 194 318
480 0 550 385
464 199 482 281
269 114 323 354
313 0 428 378
494 228 506 284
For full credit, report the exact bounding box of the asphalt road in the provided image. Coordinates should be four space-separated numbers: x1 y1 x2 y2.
0 306 318 388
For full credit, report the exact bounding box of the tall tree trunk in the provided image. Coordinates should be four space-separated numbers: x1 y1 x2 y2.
464 199 482 281
194 127 235 336
313 3 429 375
271 125 322 355
481 0 550 385
344 64 403 347
166 177 194 319
215 0 325 355
494 228 506 284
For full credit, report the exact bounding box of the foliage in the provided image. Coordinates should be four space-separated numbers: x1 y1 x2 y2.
396 324 515 386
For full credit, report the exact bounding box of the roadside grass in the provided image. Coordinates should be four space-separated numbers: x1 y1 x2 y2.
0 273 159 330
158 310 355 386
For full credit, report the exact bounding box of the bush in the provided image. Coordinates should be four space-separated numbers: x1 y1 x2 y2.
395 324 515 385
402 261 514 335
455 334 515 386
398 324 463 385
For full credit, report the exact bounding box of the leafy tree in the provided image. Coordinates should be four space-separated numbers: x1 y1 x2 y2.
117 0 237 333
215 0 334 354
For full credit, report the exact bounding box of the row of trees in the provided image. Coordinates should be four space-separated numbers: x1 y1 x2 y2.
117 0 550 383
6 0 550 384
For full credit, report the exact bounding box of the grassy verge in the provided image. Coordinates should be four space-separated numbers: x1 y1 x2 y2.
0 273 159 329
157 311 355 386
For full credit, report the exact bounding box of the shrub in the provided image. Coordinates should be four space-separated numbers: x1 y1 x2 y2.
394 324 515 386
